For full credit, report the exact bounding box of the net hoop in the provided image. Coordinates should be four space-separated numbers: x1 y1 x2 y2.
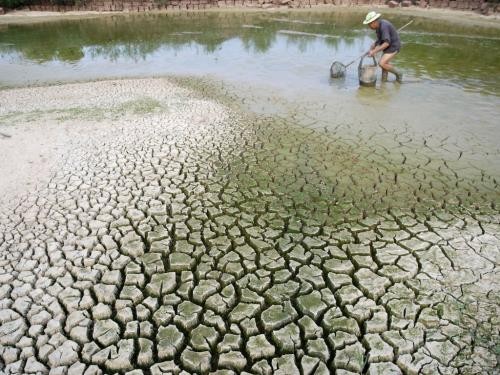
330 61 346 78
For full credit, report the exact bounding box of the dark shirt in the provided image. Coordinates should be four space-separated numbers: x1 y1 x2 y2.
376 19 401 53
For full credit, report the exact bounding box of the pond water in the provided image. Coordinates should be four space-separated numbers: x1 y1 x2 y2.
1 11 499 171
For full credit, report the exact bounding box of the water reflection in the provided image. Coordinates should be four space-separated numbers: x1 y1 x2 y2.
0 11 499 95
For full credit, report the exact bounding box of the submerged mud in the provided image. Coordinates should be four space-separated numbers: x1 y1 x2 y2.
0 77 498 375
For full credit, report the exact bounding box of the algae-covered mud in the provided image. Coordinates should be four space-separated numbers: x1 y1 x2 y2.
1 9 499 375
0 76 498 375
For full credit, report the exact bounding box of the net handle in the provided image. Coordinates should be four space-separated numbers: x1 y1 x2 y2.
344 52 368 69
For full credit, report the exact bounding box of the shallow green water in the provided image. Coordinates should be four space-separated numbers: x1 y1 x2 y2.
1 11 500 94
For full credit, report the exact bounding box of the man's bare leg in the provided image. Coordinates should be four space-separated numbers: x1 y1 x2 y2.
379 52 402 82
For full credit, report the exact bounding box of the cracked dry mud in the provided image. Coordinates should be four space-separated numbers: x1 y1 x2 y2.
0 78 499 375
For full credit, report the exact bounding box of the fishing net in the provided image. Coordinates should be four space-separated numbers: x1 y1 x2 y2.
330 61 346 78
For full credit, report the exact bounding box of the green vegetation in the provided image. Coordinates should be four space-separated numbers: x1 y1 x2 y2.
0 97 167 124
121 98 164 114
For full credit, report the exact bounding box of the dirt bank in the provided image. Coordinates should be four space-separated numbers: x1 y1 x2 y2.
0 6 499 28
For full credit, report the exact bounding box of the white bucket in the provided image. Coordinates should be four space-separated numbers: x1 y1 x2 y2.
358 55 377 87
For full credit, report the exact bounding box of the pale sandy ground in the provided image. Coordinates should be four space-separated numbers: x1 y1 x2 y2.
0 119 75 210
0 78 229 211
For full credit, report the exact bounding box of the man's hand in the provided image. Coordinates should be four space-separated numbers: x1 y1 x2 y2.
369 42 389 57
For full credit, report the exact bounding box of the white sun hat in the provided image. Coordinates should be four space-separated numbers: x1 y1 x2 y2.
363 11 382 25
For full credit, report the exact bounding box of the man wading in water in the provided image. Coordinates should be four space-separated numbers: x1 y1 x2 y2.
364 11 403 83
